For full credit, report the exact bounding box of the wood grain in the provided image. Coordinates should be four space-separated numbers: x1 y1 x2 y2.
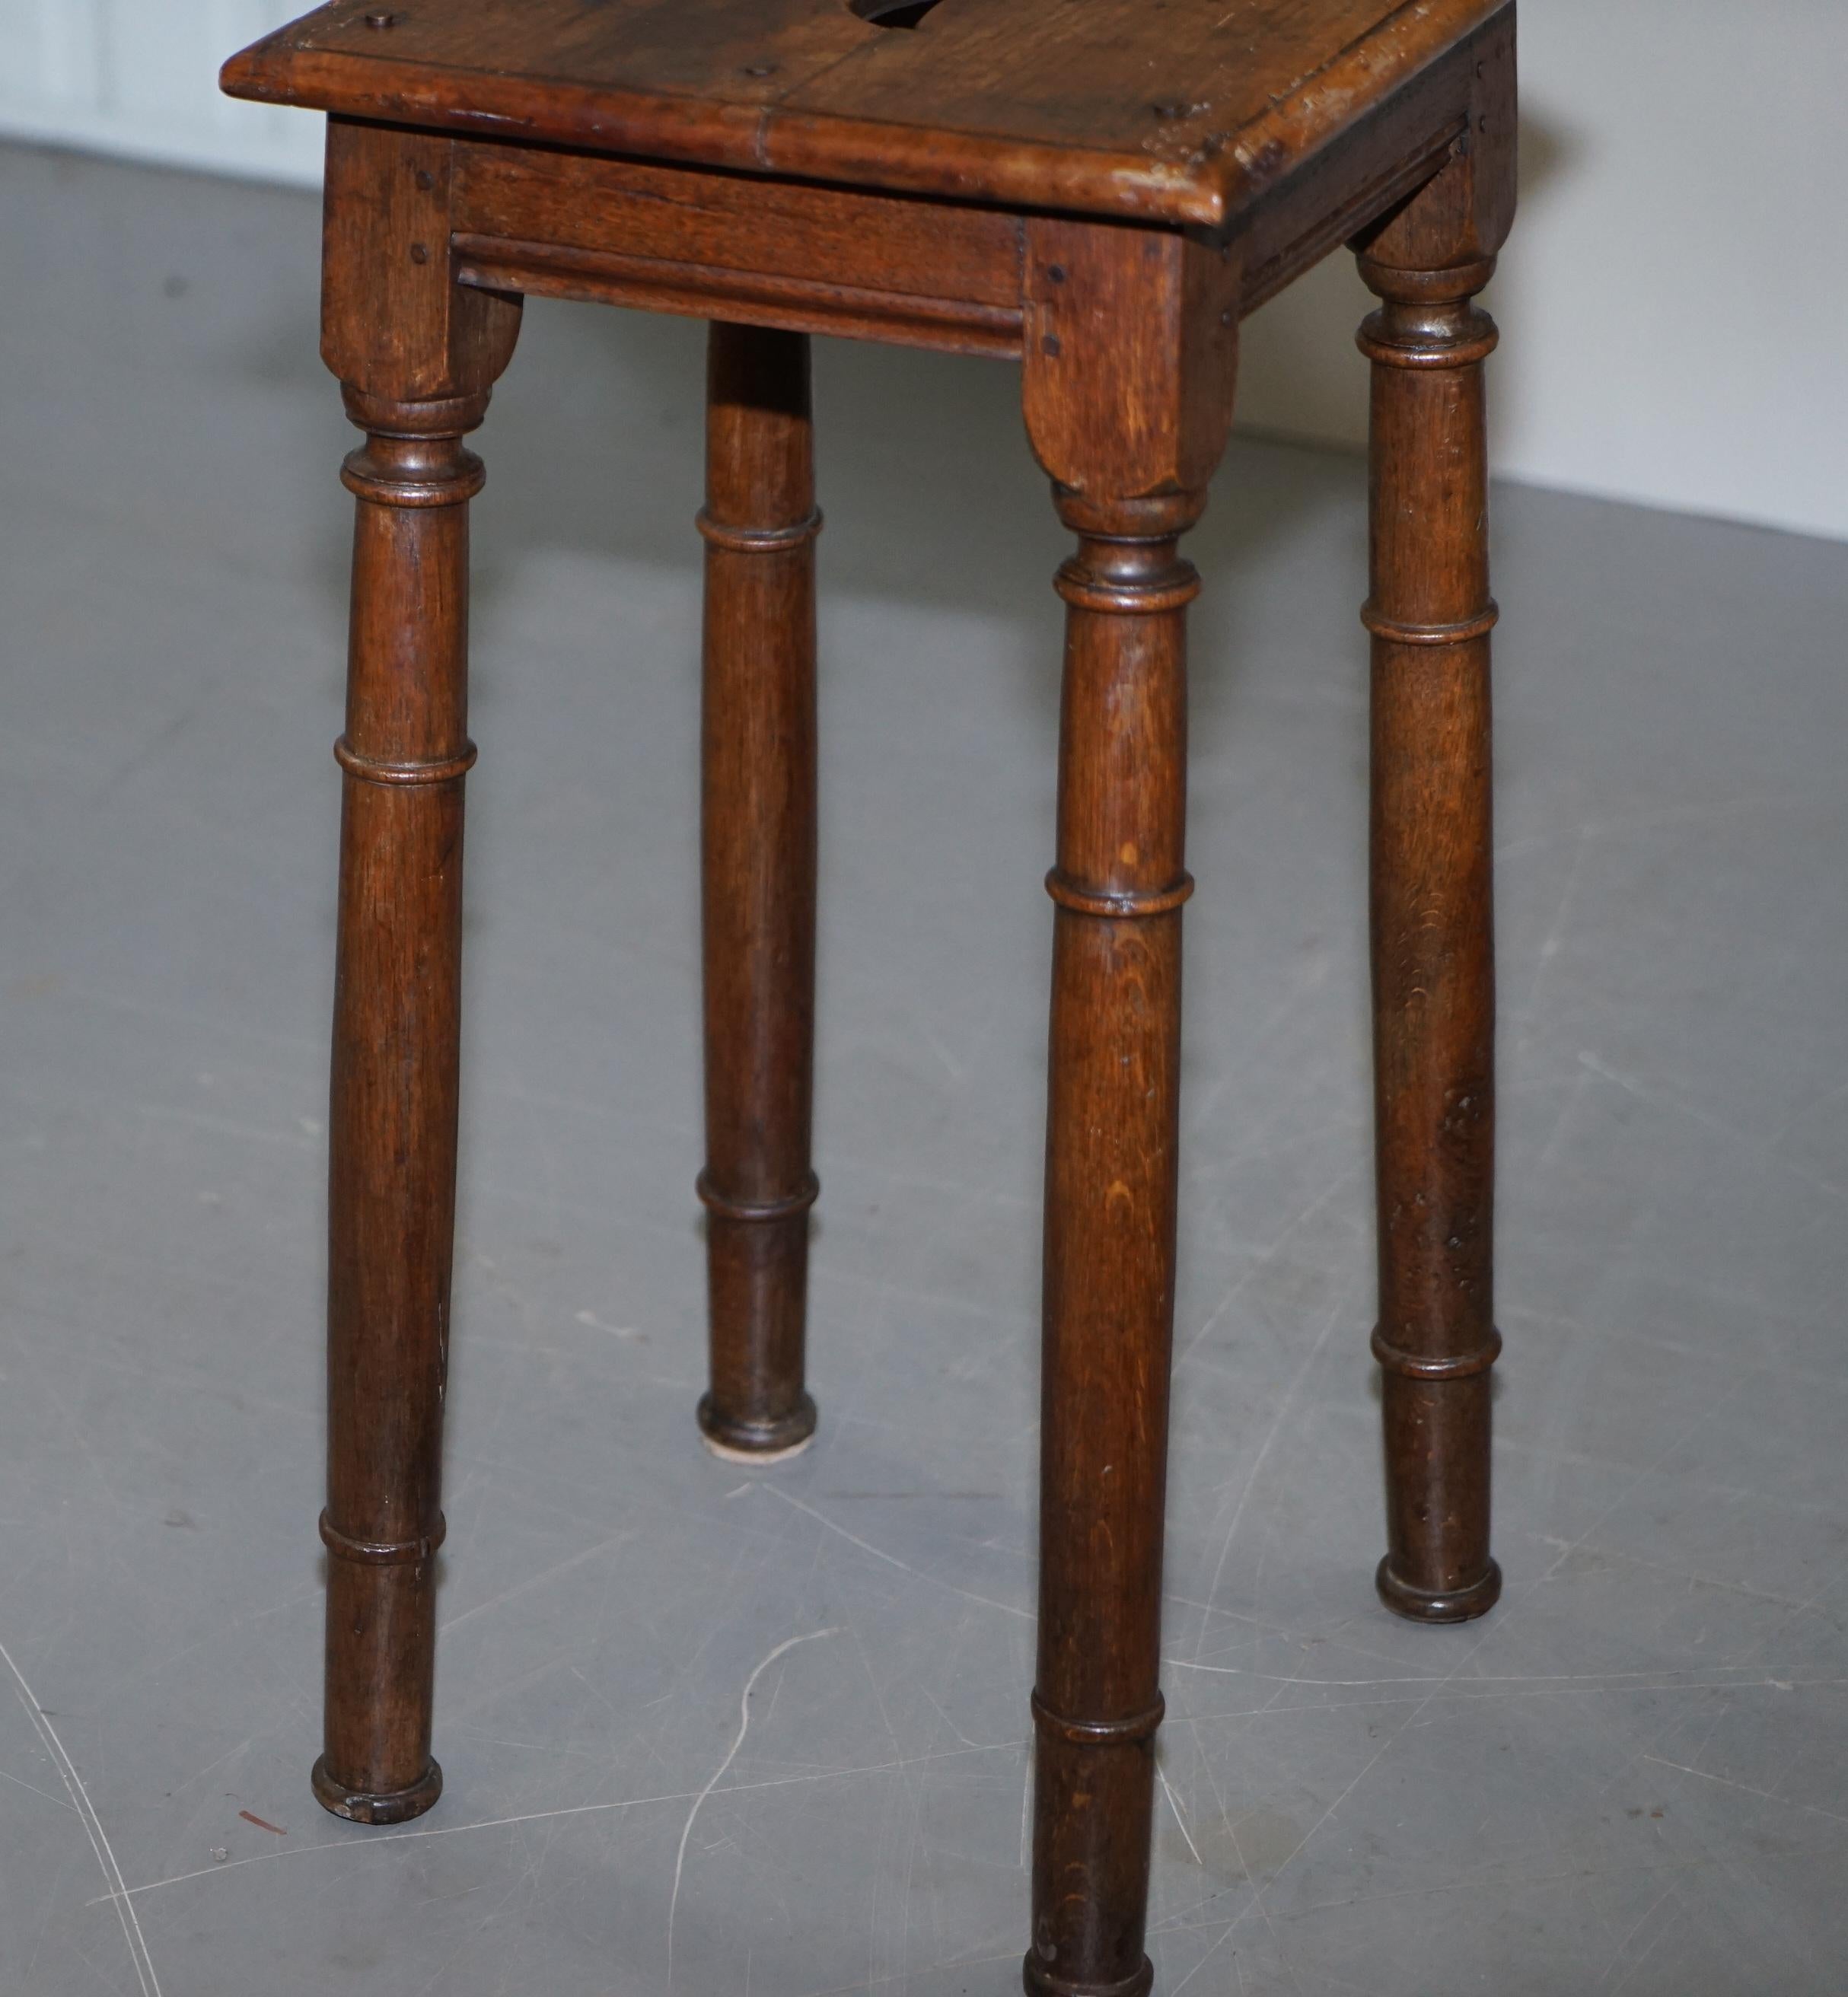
449 138 1025 355
454 143 1022 308
223 0 1512 228
225 1 1517 1973
314 119 519 1824
697 323 822 1460
1352 60 1513 1622
1020 224 1238 1997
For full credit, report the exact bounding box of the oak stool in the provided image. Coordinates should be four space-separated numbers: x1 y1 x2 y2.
223 5 1515 1989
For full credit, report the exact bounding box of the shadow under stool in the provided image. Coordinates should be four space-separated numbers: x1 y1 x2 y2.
223 5 1515 1989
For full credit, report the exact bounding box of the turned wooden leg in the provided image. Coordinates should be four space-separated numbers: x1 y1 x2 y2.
1358 246 1502 1623
696 322 821 1460
1027 488 1199 1997
314 390 485 1822
1017 216 1237 1997
311 119 521 1822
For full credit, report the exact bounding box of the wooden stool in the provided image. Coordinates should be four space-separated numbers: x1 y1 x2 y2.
224 5 1513 1989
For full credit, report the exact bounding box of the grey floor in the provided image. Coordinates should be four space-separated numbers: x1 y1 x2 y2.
2 139 1845 1996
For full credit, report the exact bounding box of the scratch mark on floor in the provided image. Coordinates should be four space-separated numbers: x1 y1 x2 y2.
575 1309 642 1340
1578 1049 1846 1202
0 1762 78 1811
1190 1738 1304 1993
667 1626 842 1992
1158 1764 1203 1868
1164 1659 1824 1692
1173 1170 1353 1372
1596 1879 1679 1990
764 1486 1033 1622
1534 1064 1593 1174
1518 823 1593 1026
1196 1595 1510 1973
786 1944 1025 1997
1168 1917 1238 1995
1639 1753 1848 1827
0 1635 163 1997
98 1765 908 1903
1190 1289 1349 1658
438 1529 637 1637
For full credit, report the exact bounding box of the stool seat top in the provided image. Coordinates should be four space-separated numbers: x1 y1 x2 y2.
223 0 1505 229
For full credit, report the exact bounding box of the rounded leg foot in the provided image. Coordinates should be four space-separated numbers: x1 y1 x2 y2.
1022 1952 1154 1997
311 1756 443 1825
1375 1555 1501 1624
697 1390 817 1463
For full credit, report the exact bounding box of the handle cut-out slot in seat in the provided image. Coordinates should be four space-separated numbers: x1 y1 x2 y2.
849 0 944 27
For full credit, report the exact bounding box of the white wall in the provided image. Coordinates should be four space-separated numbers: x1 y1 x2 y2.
4 0 1843 541
0 0 321 184
1238 0 1848 543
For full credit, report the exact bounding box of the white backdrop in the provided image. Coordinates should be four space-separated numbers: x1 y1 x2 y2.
4 0 1842 541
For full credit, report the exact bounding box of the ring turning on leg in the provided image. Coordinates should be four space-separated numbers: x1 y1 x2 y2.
1358 244 1503 1625
1027 489 1202 1997
697 323 821 1461
314 119 522 1823
320 397 485 1823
